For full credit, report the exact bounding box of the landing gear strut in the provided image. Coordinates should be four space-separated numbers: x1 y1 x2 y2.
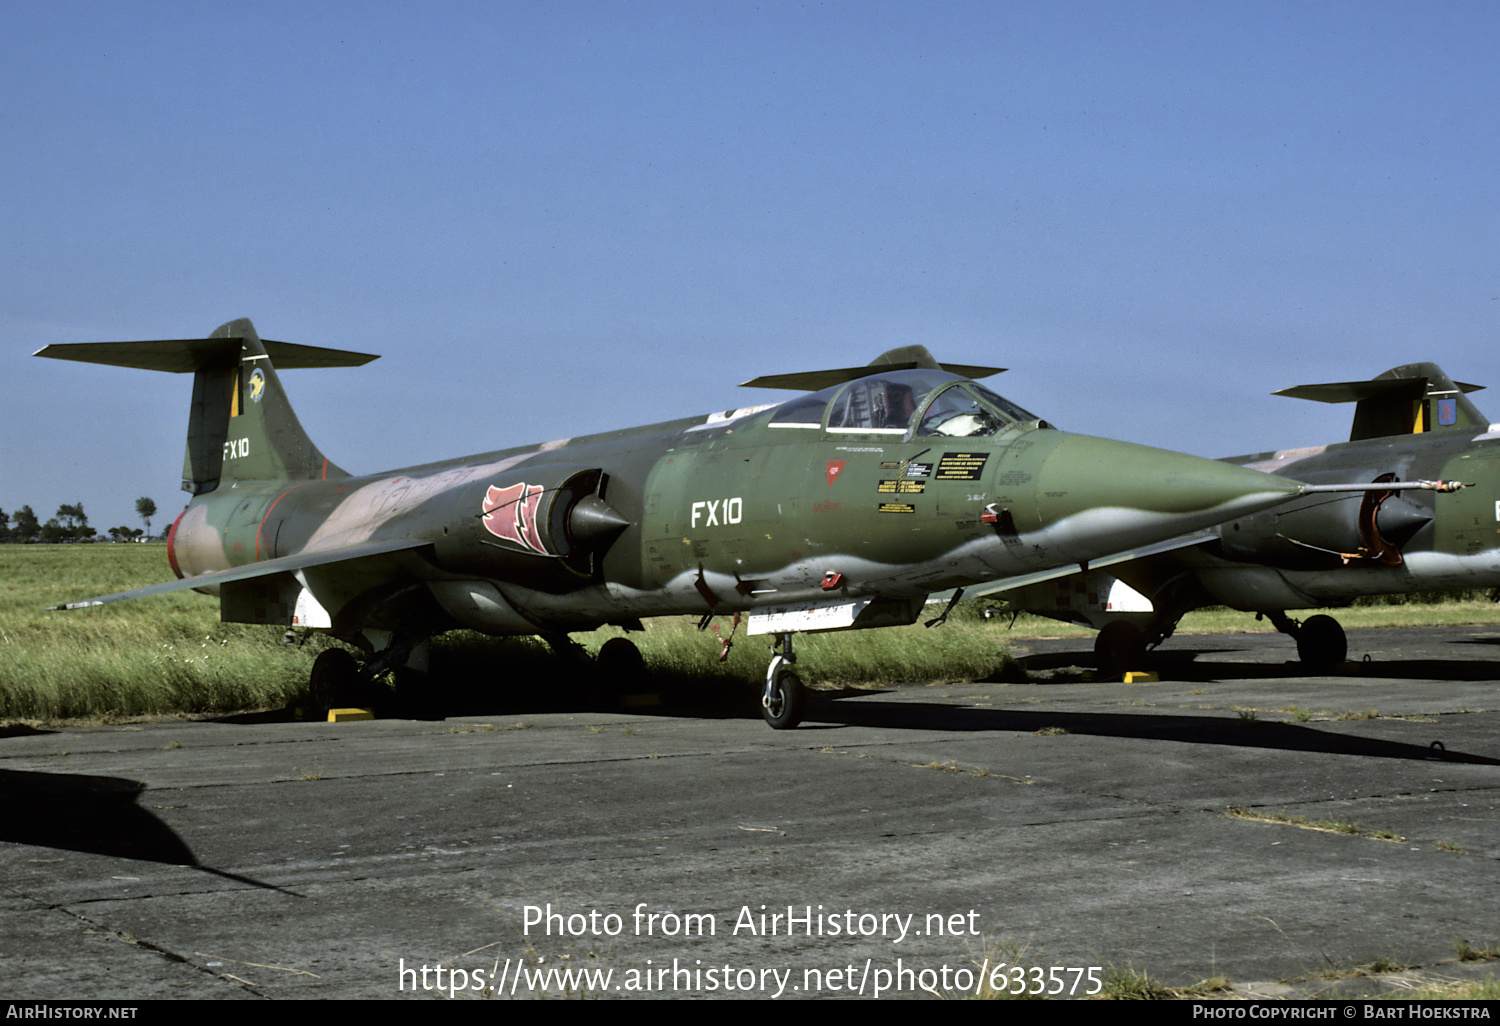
762 633 804 730
1267 611 1348 669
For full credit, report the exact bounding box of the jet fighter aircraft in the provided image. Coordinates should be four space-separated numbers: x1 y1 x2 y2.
36 320 1439 727
1001 362 1498 671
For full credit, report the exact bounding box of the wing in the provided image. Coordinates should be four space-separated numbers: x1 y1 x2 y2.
930 528 1216 604
50 537 430 610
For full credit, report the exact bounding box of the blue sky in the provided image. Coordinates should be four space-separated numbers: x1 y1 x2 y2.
4 1 1497 535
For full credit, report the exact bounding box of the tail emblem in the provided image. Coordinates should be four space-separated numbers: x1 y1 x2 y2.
249 368 266 402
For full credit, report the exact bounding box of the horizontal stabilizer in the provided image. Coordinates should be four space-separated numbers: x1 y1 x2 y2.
1274 377 1483 404
33 338 378 373
1275 363 1486 441
49 537 429 610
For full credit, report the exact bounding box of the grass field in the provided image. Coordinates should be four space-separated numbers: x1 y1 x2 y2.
5 542 1500 724
0 544 340 722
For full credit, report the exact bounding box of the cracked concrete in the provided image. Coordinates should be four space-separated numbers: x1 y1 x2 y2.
2 626 1498 999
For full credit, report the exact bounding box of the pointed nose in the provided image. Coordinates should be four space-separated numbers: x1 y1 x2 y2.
1033 433 1302 561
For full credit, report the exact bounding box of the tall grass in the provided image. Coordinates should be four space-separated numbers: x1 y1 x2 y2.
6 543 1499 723
0 544 329 721
632 608 1009 688
0 544 1014 722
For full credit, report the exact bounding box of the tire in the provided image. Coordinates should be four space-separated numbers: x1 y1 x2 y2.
596 637 646 686
1094 621 1146 676
310 648 360 710
1296 614 1347 668
762 666 804 730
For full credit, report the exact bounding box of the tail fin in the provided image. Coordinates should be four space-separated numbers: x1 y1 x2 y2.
1274 362 1487 442
35 318 377 494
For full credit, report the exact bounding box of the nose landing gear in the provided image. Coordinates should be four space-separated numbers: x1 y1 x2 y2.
762 633 805 730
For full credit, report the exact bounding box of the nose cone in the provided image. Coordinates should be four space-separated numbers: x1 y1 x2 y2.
1033 433 1302 561
1375 493 1433 548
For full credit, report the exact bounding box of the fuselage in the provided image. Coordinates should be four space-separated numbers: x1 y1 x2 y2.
1189 424 1500 609
168 368 1301 638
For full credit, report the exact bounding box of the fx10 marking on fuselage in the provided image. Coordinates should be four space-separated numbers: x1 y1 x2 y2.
691 497 744 528
223 438 250 460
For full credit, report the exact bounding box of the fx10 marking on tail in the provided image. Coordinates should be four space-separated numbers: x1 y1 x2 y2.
35 320 1464 728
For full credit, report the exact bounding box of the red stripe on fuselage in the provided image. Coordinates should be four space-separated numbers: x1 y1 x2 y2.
166 508 188 579
256 483 307 562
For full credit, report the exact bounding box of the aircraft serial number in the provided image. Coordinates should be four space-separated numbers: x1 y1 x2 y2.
691 497 743 528
223 438 250 460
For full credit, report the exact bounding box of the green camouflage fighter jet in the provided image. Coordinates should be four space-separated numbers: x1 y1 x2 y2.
36 319 1442 727
999 362 1496 672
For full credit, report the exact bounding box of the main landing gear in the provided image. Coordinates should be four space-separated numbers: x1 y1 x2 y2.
1267 611 1348 669
587 636 650 709
762 633 804 730
307 628 431 713
1093 621 1148 676
595 636 647 688
1092 611 1349 675
309 647 365 711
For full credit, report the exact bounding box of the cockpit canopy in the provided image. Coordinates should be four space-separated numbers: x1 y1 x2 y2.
767 369 1048 438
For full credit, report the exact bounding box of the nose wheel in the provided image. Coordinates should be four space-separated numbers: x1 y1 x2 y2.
762 633 805 730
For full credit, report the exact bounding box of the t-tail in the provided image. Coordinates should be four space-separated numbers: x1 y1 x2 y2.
35 318 376 494
1274 362 1488 442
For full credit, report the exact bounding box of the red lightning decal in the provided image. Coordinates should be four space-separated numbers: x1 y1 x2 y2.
482 483 549 554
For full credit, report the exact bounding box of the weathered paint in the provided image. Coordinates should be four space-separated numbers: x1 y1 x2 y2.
40 319 1305 659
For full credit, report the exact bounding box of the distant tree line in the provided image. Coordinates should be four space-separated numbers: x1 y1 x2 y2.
0 498 157 543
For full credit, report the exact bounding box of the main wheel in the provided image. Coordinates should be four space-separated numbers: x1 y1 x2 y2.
1296 614 1347 668
596 637 646 686
1094 621 1147 676
310 648 361 710
762 666 804 730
